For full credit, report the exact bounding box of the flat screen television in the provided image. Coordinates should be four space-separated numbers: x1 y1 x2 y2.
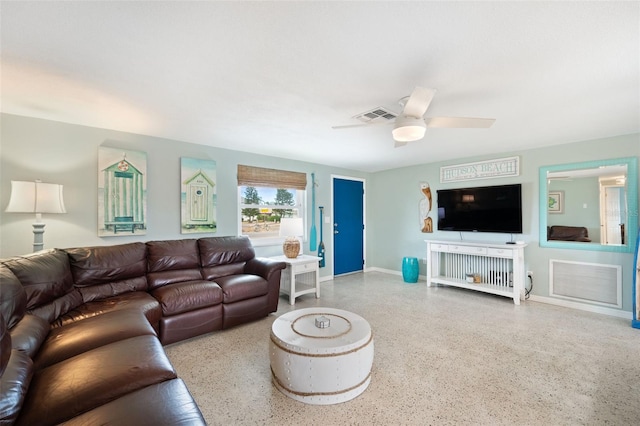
437 184 523 234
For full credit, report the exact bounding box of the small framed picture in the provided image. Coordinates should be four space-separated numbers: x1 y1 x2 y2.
548 190 564 214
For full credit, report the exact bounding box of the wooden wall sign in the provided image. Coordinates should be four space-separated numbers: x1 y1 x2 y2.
440 156 520 183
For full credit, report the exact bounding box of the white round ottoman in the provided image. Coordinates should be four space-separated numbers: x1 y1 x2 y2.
269 307 374 405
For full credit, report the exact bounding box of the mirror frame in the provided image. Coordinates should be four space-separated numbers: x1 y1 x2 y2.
539 156 638 253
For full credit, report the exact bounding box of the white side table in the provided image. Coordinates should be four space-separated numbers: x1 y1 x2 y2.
271 255 321 305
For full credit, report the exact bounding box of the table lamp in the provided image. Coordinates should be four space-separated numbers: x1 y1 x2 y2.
5 180 66 252
279 217 303 258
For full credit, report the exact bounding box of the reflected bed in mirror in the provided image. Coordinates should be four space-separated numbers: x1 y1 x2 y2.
539 157 638 253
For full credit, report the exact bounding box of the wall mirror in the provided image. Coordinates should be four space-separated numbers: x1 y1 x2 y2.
539 157 638 253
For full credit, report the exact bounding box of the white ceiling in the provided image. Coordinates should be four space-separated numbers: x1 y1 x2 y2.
1 1 638 172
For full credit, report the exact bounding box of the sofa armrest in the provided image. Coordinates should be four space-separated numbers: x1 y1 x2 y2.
244 258 286 282
9 314 50 358
244 258 286 313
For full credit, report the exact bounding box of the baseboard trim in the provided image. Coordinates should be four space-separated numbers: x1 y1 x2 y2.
366 267 426 282
364 268 631 319
528 295 632 319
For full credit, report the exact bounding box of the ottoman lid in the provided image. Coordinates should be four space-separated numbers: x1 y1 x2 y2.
271 307 371 356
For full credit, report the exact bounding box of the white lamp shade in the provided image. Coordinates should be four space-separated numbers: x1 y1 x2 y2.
279 217 303 237
392 115 427 142
5 180 66 214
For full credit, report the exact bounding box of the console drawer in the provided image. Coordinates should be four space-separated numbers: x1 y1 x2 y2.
292 262 317 274
429 243 448 252
487 247 514 258
449 245 487 255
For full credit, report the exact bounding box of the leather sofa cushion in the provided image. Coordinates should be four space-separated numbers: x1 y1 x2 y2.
223 295 269 329
159 305 223 345
202 262 246 281
0 313 9 377
147 239 200 272
215 274 268 304
0 265 27 329
151 280 223 316
148 268 203 290
34 310 156 371
76 275 148 303
9 314 50 358
51 291 161 330
65 242 148 288
17 335 177 426
26 290 84 325
3 250 81 322
59 379 206 426
146 239 202 290
198 236 254 269
0 349 33 426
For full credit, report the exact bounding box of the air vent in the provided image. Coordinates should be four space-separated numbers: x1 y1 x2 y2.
550 259 622 308
353 107 398 123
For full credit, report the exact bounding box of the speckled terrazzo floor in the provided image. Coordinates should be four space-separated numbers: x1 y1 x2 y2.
164 271 640 425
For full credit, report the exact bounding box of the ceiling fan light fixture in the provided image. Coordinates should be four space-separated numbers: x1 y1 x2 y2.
392 115 426 142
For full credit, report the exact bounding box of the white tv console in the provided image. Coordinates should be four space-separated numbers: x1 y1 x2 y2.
425 240 527 305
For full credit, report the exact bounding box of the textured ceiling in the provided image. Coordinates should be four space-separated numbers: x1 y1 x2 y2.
1 1 638 172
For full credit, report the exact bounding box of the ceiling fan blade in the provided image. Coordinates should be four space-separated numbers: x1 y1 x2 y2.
402 87 436 118
425 117 495 128
332 123 370 129
332 121 393 130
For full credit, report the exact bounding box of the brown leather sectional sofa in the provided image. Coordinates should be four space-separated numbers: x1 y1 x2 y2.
0 236 286 425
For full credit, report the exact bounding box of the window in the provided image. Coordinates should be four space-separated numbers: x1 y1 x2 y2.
237 165 307 244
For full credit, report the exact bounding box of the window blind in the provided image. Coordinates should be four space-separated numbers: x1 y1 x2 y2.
237 165 307 190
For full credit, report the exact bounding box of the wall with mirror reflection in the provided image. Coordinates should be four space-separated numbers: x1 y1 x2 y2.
539 157 638 253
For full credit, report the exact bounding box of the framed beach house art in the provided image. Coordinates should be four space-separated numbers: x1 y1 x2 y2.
181 157 217 234
98 147 147 236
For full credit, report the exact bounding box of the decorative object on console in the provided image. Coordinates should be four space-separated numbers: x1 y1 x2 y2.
419 182 433 233
5 180 66 252
280 217 304 258
98 147 147 236
180 157 217 234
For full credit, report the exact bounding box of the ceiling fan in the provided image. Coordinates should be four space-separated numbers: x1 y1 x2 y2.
332 87 496 147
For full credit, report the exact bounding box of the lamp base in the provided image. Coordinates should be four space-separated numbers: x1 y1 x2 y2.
32 222 45 252
283 238 300 258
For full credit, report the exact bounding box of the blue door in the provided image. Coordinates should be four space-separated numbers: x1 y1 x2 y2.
333 178 364 275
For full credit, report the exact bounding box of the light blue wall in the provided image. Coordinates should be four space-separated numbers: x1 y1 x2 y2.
1 113 639 312
368 134 639 311
0 113 369 278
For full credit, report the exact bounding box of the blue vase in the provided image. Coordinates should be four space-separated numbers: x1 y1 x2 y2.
402 257 419 283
